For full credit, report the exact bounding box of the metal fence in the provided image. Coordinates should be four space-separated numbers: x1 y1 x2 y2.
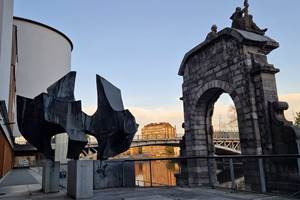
53 154 300 197
122 154 300 195
132 131 239 141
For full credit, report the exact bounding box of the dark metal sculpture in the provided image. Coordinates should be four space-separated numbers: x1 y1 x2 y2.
17 71 138 160
230 0 267 35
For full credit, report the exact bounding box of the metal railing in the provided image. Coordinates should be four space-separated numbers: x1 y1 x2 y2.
132 131 240 141
133 134 182 141
213 139 241 151
122 154 300 195
213 131 239 139
47 154 300 198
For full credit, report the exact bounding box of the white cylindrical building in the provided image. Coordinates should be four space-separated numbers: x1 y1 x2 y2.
13 17 73 163
13 17 73 98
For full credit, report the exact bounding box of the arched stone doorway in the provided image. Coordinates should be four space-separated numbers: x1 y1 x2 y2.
194 83 242 155
181 79 261 188
177 28 300 191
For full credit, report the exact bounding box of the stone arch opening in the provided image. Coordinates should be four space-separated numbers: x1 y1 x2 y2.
212 93 238 132
82 134 98 160
194 86 242 156
180 78 261 187
196 89 246 188
211 93 240 155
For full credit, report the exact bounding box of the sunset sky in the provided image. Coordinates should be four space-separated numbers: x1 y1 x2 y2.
14 0 300 134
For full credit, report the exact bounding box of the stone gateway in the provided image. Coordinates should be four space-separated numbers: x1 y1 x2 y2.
177 6 300 192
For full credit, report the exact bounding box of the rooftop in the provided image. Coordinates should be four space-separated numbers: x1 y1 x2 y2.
13 17 74 51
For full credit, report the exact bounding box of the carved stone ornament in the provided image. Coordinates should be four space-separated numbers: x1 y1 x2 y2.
230 0 267 35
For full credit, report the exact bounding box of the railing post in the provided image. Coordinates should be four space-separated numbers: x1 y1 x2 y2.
149 160 153 187
297 140 300 175
207 157 215 189
122 161 125 187
258 158 267 193
229 158 236 191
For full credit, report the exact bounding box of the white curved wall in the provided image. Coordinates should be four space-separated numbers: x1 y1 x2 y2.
13 18 72 98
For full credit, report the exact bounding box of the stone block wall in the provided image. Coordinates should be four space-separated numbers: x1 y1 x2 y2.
180 36 265 189
177 29 299 191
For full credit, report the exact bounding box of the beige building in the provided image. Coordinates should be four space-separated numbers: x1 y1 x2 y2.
0 0 74 176
141 122 176 140
139 122 178 157
120 122 179 158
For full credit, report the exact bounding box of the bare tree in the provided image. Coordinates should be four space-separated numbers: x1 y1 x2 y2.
226 105 238 130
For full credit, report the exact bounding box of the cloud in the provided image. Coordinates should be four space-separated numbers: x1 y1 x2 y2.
82 105 97 115
279 93 300 121
128 106 184 135
81 92 300 135
212 93 300 128
82 104 184 135
212 93 300 127
212 103 237 130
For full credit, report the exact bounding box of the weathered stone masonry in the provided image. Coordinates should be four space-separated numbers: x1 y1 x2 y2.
177 28 300 192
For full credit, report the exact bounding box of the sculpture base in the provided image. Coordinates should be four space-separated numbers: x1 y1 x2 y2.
93 160 135 189
67 160 93 199
42 160 60 193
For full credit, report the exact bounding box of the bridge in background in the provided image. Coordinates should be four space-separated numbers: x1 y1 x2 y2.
83 131 241 156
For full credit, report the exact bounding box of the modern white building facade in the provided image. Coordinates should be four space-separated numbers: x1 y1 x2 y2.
0 0 74 170
13 17 73 99
12 17 73 163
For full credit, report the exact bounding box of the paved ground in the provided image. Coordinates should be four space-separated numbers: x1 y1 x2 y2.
0 168 40 187
0 169 297 200
92 187 297 200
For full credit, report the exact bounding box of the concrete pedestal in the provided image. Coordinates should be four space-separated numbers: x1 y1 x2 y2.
93 160 135 189
67 160 93 199
42 160 60 193
54 133 69 164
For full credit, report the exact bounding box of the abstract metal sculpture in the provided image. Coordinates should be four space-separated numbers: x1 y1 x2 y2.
17 71 138 160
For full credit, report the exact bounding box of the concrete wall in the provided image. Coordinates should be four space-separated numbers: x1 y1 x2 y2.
93 160 135 189
0 0 14 107
13 17 71 138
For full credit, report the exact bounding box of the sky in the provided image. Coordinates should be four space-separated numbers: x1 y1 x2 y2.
14 0 300 134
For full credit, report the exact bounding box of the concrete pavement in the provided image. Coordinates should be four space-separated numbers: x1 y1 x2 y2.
0 186 297 200
0 168 42 199
0 168 41 187
0 169 297 200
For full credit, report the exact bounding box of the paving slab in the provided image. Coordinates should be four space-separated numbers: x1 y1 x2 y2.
0 169 297 200
0 169 40 187
0 186 297 200
91 187 296 200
